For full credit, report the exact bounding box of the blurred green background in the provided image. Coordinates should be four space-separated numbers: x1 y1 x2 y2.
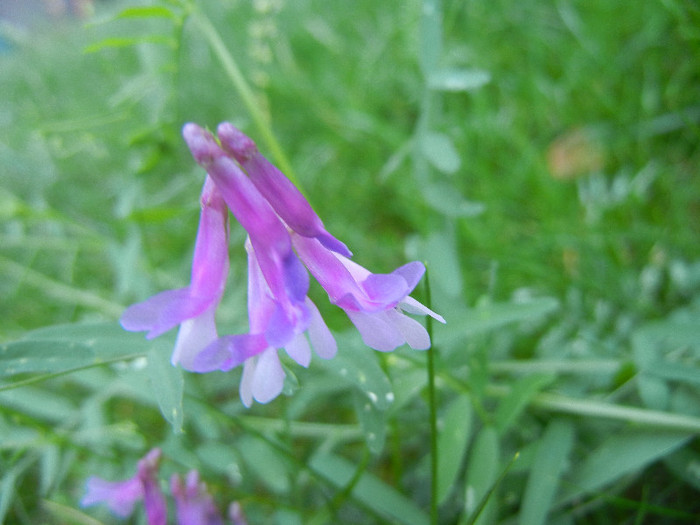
1 0 699 523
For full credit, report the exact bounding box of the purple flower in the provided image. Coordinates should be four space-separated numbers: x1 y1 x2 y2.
120 120 444 406
183 123 309 348
120 178 229 369
292 234 445 352
171 470 224 525
81 448 166 525
213 122 444 353
82 449 244 525
191 239 337 406
216 122 351 257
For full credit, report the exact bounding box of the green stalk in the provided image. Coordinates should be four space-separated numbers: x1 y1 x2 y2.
424 267 439 525
191 10 302 189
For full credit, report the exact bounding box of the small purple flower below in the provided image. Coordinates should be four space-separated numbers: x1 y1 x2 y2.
81 448 246 525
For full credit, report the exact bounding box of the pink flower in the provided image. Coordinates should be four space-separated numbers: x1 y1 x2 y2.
81 448 166 525
120 178 229 370
191 239 336 406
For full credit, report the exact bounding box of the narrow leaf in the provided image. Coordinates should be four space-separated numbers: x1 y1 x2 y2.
421 132 461 174
494 373 554 433
460 298 559 338
0 340 95 378
428 68 491 92
464 426 500 525
437 394 472 504
115 6 177 20
561 429 692 502
310 452 429 525
353 391 387 455
238 435 290 495
147 343 183 433
519 419 574 525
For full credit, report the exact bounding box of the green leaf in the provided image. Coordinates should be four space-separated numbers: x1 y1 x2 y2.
519 419 574 525
84 35 175 54
353 391 387 455
428 68 491 92
310 452 430 525
423 180 486 218
147 342 183 433
494 374 554 433
0 387 75 423
0 340 95 378
561 429 692 502
437 394 472 504
39 444 60 495
460 298 559 338
419 0 443 76
22 322 152 360
421 132 461 174
238 435 290 495
423 227 463 297
464 426 500 525
115 6 178 20
321 333 394 410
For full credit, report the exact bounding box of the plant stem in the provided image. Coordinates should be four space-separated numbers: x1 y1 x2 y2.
191 10 302 189
424 267 439 525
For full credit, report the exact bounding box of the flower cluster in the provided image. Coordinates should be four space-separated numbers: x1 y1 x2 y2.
81 448 247 525
121 122 444 406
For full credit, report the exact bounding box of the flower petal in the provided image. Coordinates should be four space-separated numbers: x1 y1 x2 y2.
171 471 224 525
251 349 285 404
306 298 337 359
217 122 352 257
293 235 408 312
170 304 219 369
81 477 143 517
137 449 167 525
190 333 268 373
400 296 446 323
345 310 405 352
120 288 207 339
385 308 431 350
284 332 312 368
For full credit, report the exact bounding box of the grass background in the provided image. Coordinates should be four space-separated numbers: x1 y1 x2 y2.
1 0 699 523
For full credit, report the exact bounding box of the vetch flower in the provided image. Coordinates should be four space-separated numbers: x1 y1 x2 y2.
216 122 351 257
82 449 245 525
183 123 310 348
81 448 167 525
191 238 337 406
120 178 229 370
292 234 445 351
213 122 444 353
119 119 444 407
171 470 225 525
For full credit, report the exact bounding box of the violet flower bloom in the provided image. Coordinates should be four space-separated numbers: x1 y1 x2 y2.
81 448 167 525
183 123 310 348
213 122 444 352
120 178 230 370
192 239 337 406
83 449 244 525
171 470 225 525
216 122 351 257
293 234 445 352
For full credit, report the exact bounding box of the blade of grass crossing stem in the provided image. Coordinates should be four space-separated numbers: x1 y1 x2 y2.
424 265 438 525
192 10 301 191
464 446 519 525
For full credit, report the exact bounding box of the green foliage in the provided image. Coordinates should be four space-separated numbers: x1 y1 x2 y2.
1 0 700 523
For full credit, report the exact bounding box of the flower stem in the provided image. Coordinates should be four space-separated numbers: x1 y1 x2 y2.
424 267 439 525
191 10 302 190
